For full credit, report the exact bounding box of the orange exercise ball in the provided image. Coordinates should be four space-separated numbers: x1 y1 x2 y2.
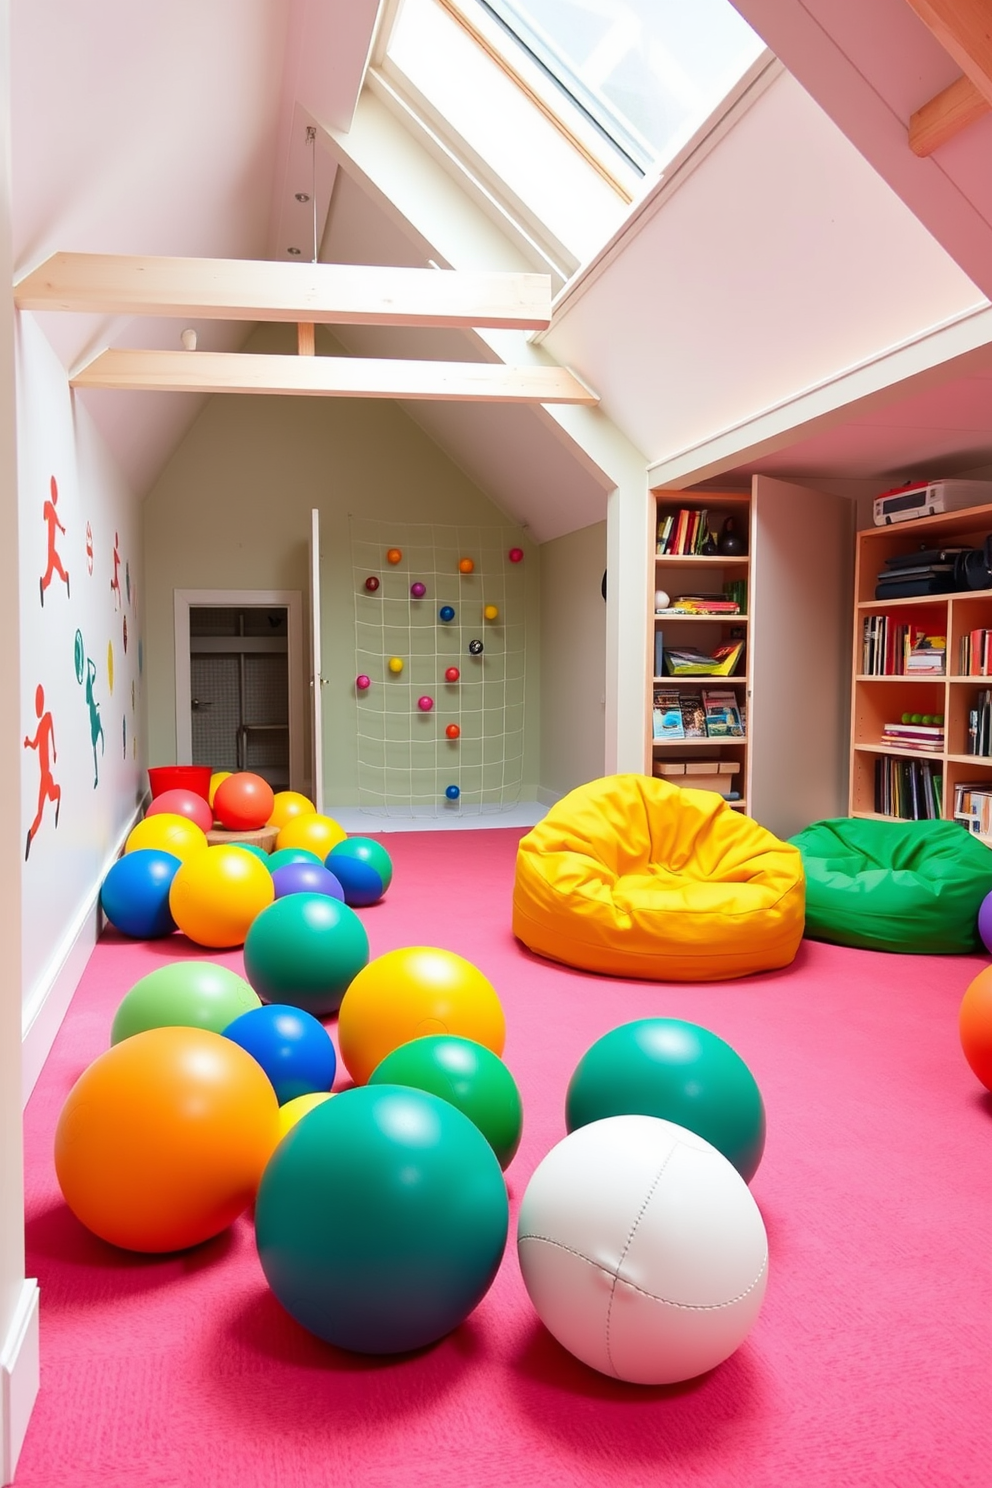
338 945 506 1085
267 790 316 832
125 813 207 863
275 813 347 858
214 772 276 831
54 1026 280 1252
960 965 992 1091
169 844 274 948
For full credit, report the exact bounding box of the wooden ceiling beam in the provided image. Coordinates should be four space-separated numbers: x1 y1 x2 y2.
910 71 990 155
15 252 553 331
69 349 598 404
903 0 992 105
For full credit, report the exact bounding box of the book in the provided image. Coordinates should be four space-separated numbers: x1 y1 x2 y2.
678 691 707 738
654 629 664 680
701 688 744 738
663 639 745 677
652 689 684 741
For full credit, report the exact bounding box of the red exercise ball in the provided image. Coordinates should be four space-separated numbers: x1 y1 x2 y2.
446 724 460 740
959 965 992 1091
145 788 213 835
214 772 276 832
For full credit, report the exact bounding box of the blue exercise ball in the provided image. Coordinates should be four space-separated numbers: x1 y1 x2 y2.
100 849 181 938
255 1084 508 1353
223 1003 336 1105
326 838 393 907
272 861 344 901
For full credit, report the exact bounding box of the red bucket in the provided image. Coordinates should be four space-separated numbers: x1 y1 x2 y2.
147 765 214 802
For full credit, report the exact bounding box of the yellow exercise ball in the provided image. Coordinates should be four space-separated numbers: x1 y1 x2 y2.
388 657 404 675
126 813 208 862
274 1091 334 1146
169 845 274 949
275 813 347 858
338 946 506 1085
208 771 232 808
267 790 316 831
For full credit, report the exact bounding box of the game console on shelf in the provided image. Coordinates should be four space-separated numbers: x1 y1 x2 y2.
873 480 992 526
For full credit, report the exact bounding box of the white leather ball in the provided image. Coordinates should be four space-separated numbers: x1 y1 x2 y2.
654 590 670 611
517 1115 768 1384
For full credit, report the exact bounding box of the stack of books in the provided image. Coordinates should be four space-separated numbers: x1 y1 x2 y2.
664 594 740 615
874 756 943 819
656 509 717 556
861 617 946 675
961 629 992 676
954 781 992 838
880 720 944 752
662 640 745 677
652 688 745 740
874 548 965 599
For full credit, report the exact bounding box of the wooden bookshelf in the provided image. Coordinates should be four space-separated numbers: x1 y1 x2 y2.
648 477 853 841
652 491 751 813
850 499 992 846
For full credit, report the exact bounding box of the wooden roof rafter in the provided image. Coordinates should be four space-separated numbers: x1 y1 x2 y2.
15 251 600 405
14 252 553 330
905 0 992 155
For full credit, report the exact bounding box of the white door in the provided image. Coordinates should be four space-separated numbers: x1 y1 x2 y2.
309 509 324 814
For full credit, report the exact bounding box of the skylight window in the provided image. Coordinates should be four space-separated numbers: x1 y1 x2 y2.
474 0 766 176
378 0 767 273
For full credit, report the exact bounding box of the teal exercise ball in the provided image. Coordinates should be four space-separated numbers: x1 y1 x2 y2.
565 1018 766 1183
267 847 323 873
369 1035 523 1169
111 961 261 1045
255 1084 509 1353
243 893 369 1016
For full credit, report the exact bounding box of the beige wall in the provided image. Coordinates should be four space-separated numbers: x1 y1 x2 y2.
538 519 607 800
143 326 541 806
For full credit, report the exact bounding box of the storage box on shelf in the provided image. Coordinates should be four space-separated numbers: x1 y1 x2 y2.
850 498 992 844
652 491 750 813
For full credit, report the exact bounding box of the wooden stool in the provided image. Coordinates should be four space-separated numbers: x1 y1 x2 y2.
206 824 280 853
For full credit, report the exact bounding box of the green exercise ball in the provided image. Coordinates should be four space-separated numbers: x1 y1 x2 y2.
230 843 271 864
565 1018 766 1183
243 892 369 1016
110 961 261 1045
255 1084 509 1353
369 1035 523 1169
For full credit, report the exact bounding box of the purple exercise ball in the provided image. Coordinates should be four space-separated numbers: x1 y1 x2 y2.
978 890 992 954
271 862 345 902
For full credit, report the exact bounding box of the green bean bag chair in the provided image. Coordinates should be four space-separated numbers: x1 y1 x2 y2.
788 817 992 954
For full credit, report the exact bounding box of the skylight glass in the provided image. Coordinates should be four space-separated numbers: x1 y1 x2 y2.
476 0 766 174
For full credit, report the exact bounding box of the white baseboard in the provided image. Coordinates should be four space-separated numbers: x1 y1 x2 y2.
21 804 145 1104
0 1280 39 1486
536 785 563 807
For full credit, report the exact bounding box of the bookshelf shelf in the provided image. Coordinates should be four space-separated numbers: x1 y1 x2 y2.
850 498 992 837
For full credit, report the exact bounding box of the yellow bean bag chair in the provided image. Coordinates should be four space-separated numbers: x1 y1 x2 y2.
513 774 805 981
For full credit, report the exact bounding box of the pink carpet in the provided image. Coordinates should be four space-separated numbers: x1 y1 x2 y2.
18 828 992 1488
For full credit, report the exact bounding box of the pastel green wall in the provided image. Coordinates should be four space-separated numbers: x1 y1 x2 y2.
538 519 607 799
143 326 540 805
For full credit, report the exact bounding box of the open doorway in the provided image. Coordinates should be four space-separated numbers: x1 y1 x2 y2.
174 589 306 793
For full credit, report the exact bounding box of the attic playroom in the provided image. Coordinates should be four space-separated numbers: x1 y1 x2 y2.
2 2 992 1486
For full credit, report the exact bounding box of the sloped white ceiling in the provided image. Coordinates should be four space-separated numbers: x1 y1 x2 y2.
542 65 986 481
12 0 992 521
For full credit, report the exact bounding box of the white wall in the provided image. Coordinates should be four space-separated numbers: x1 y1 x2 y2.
17 314 145 1094
539 521 607 799
143 325 540 807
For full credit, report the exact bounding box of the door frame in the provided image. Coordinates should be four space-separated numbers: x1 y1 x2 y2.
174 588 306 792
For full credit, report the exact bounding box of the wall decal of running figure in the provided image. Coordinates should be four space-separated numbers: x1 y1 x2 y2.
40 476 69 607
110 531 122 610
84 655 105 787
24 683 61 860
